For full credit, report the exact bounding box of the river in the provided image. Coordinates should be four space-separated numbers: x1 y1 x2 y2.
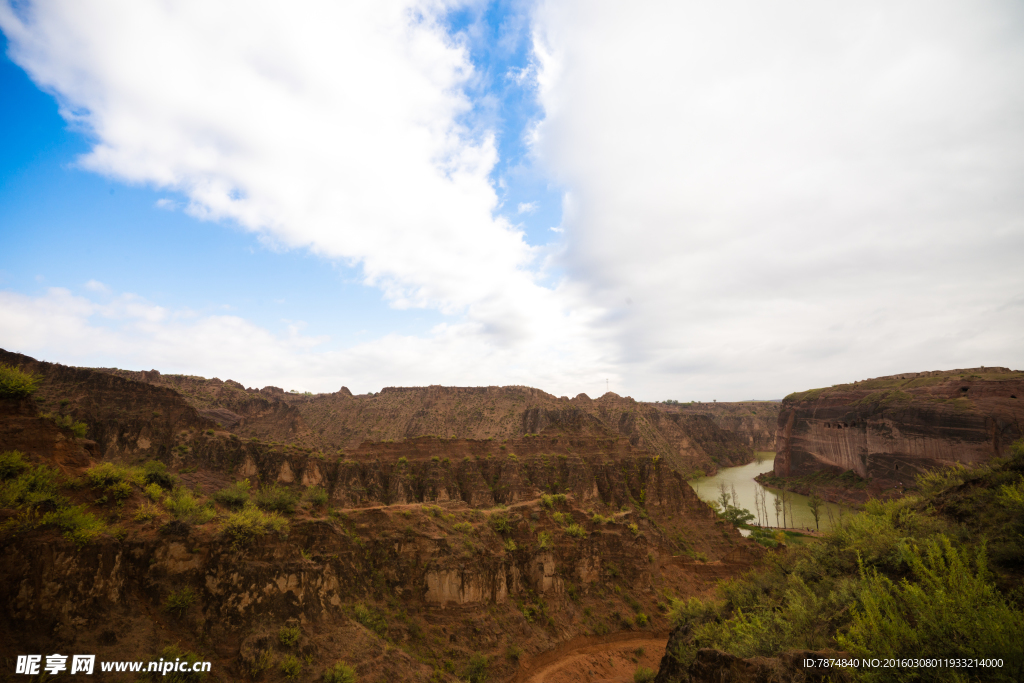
687 452 853 532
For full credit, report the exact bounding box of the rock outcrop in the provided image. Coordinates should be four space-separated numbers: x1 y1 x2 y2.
774 367 1024 483
652 401 782 452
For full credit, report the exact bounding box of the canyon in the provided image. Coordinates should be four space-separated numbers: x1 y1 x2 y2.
0 350 763 683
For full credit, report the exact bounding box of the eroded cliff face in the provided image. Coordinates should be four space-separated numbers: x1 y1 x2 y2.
0 349 214 460
652 402 782 452
87 363 754 475
774 368 1024 483
0 352 763 682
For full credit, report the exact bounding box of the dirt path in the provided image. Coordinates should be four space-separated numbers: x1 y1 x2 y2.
515 632 669 683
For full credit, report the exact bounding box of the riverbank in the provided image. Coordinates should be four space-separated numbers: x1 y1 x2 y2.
688 452 854 532
754 468 903 507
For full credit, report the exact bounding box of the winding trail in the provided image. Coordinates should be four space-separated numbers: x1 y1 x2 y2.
515 631 670 683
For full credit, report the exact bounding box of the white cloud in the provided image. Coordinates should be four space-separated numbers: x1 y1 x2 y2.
0 287 613 395
517 201 538 214
154 198 177 211
83 279 109 293
0 0 615 394
531 0 1024 398
3 1 1023 401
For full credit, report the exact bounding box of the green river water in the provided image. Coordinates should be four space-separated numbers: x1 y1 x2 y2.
687 452 854 533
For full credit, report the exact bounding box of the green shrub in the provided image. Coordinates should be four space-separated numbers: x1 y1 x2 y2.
489 514 512 534
85 461 140 488
142 460 176 489
504 538 518 552
39 504 107 545
634 612 649 627
254 483 299 514
213 480 251 510
164 487 215 524
144 482 165 501
633 666 656 683
280 654 302 679
0 464 63 509
46 413 88 438
628 522 640 536
0 451 29 480
108 480 133 500
537 531 552 549
304 485 329 508
278 625 301 647
552 493 568 505
353 603 388 637
838 535 1024 664
565 523 587 538
541 494 554 509
0 363 40 398
134 501 161 522
453 521 473 534
464 653 488 683
324 661 357 683
551 511 568 526
505 644 522 661
164 586 197 617
222 503 288 545
592 513 609 524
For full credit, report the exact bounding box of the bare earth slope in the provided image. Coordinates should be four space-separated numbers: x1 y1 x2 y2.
774 367 1024 488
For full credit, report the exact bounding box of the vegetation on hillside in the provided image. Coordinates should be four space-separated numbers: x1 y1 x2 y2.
663 440 1024 682
0 363 40 398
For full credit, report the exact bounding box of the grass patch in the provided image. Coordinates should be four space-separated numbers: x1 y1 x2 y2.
222 503 288 546
40 504 108 546
304 485 329 508
0 464 63 509
278 625 301 647
164 586 197 618
353 603 388 637
164 487 216 524
254 483 299 514
0 363 40 398
565 523 587 538
0 450 29 480
280 654 302 679
323 662 357 683
213 480 251 510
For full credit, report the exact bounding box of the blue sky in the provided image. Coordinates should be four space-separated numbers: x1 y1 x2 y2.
1 1 1022 400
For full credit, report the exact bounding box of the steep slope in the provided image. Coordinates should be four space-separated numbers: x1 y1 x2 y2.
774 367 1024 488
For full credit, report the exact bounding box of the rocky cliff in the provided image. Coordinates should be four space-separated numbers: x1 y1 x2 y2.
774 367 1024 485
0 351 764 682
650 401 781 452
93 365 754 476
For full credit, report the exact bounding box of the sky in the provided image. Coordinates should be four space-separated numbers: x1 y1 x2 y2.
1 0 1022 402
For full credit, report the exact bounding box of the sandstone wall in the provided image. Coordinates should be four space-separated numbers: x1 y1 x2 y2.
774 368 1024 482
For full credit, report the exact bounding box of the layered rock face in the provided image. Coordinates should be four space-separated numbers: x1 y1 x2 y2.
775 368 1024 482
651 401 781 452
88 360 753 475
